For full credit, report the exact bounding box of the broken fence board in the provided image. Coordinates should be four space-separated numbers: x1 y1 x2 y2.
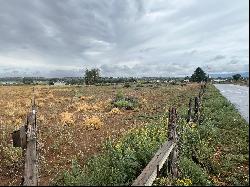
132 140 176 186
12 125 27 149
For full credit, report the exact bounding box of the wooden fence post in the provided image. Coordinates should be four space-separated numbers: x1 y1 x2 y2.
194 97 200 123
199 84 205 99
198 90 202 101
23 109 38 186
187 98 193 123
131 108 179 186
168 107 179 178
11 88 38 186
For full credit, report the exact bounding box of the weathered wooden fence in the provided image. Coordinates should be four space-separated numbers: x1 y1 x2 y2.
132 107 178 186
11 88 38 186
132 83 207 186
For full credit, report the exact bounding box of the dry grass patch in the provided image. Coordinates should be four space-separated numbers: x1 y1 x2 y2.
60 112 75 125
84 116 103 130
109 108 122 115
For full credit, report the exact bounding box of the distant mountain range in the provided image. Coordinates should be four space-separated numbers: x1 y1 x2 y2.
209 72 249 78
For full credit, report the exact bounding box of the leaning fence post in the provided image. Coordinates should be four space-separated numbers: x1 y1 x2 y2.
168 107 179 178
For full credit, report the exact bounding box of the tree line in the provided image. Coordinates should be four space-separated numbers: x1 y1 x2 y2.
1 67 246 85
84 67 210 85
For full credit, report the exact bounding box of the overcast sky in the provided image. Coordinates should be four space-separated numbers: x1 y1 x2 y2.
0 0 249 77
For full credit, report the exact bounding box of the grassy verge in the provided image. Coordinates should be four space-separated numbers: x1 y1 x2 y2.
199 84 249 185
157 84 249 186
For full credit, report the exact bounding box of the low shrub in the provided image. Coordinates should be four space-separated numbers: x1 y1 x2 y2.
54 122 167 186
123 83 131 88
112 91 139 110
179 157 212 186
54 160 85 186
136 83 144 87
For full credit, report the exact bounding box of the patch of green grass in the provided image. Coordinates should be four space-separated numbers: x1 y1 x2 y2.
113 99 135 110
112 90 139 110
54 120 168 186
179 157 212 186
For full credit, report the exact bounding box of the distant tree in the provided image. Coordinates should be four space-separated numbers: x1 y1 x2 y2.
190 67 208 83
84 68 100 85
232 74 242 81
49 80 54 85
23 77 34 85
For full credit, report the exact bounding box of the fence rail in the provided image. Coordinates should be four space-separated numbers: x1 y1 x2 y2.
132 83 207 186
132 141 176 186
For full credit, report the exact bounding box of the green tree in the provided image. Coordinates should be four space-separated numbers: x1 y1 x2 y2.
190 67 208 83
232 74 242 81
23 77 34 85
49 80 54 85
84 68 100 85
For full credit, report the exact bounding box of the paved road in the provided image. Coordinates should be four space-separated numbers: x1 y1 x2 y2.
214 84 249 123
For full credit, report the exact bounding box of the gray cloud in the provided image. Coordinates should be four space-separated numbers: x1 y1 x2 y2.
229 59 239 65
208 55 226 62
0 0 249 77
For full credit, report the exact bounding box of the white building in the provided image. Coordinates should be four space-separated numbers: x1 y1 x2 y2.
54 81 66 86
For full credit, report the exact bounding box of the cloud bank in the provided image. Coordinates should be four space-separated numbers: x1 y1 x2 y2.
0 0 249 77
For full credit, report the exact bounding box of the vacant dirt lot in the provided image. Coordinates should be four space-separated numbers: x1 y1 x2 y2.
0 83 200 185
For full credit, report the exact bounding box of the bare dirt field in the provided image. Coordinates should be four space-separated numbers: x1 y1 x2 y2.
0 84 200 185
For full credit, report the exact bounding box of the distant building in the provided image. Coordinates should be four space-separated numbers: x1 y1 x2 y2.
54 81 66 86
34 81 48 85
213 79 227 83
0 81 18 85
